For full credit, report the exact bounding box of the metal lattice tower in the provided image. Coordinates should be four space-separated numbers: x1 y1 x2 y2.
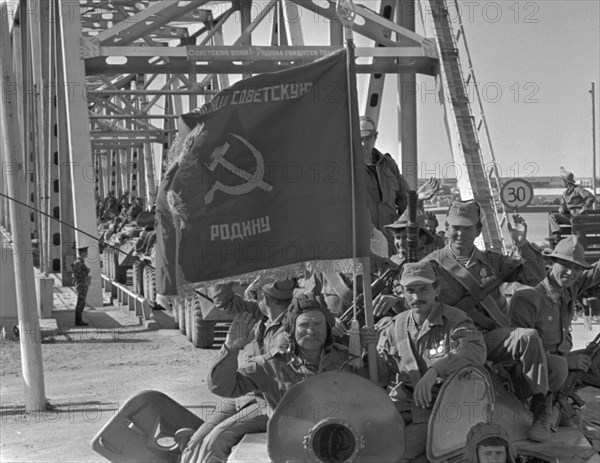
0 0 509 300
419 0 505 250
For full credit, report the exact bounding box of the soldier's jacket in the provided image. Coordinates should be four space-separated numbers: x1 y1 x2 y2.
71 258 90 291
560 185 596 216
365 148 409 230
208 343 356 416
509 261 600 355
376 303 486 422
421 244 545 314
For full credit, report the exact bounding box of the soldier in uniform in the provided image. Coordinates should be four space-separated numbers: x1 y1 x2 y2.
419 200 555 442
181 279 295 463
375 262 487 462
72 246 91 326
509 236 600 440
462 422 516 463
360 115 440 254
383 209 436 266
197 295 361 463
548 170 596 242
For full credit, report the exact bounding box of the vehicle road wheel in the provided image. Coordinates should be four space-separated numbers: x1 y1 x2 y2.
191 307 215 349
132 261 144 296
185 297 193 342
172 298 180 329
178 298 186 336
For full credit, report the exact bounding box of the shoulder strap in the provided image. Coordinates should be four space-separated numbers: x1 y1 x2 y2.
439 259 509 328
394 314 422 386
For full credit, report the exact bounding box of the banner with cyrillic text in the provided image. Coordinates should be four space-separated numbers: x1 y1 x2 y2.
157 49 370 286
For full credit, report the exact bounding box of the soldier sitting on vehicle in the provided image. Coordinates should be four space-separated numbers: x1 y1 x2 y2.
374 262 487 462
419 200 557 443
548 169 596 244
508 236 600 441
462 422 516 463
181 279 295 463
307 208 439 326
365 209 438 319
187 295 363 463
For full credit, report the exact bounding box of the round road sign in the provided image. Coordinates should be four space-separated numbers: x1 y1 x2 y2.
500 178 534 209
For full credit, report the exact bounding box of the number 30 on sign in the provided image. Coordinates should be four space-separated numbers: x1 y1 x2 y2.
500 178 534 209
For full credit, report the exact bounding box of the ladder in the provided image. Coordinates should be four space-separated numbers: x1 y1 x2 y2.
421 0 506 251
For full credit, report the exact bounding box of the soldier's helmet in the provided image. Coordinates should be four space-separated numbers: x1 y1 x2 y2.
463 422 516 463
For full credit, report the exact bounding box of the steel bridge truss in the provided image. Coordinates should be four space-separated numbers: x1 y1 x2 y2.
0 0 503 303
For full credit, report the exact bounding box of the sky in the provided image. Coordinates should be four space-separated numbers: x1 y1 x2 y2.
350 0 600 180
214 0 599 180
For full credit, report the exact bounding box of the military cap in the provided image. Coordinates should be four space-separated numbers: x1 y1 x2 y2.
560 170 576 184
446 200 481 227
384 210 434 245
77 246 89 253
544 235 590 269
400 262 437 286
261 279 295 300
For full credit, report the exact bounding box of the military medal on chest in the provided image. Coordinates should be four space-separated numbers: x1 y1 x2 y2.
429 339 445 356
480 267 494 285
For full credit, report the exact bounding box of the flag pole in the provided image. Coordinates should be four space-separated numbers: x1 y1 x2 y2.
336 0 377 382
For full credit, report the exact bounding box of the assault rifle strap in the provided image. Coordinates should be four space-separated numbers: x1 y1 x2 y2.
439 260 510 328
394 311 423 386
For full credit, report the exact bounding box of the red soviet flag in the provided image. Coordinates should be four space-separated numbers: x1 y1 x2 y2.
156 49 370 289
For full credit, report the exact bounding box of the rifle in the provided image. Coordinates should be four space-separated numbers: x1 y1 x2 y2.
339 265 402 326
339 191 420 327
406 191 419 263
551 332 600 431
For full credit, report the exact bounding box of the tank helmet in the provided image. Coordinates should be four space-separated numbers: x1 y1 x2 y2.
463 422 516 463
281 294 335 352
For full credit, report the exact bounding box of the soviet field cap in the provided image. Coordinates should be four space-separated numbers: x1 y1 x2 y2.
400 262 437 286
544 235 591 269
446 200 480 227
261 279 295 299
384 210 434 245
359 116 377 137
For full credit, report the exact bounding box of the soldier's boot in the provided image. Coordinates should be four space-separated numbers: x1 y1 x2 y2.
75 312 89 327
528 393 553 442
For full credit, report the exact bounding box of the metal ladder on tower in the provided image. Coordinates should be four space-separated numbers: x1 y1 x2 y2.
420 0 506 251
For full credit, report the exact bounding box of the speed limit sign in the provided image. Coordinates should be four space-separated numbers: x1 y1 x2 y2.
500 178 534 209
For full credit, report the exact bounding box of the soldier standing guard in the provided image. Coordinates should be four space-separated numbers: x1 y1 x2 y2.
72 246 91 326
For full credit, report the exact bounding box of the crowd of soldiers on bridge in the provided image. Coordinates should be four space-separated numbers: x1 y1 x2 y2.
169 117 600 463
89 117 599 462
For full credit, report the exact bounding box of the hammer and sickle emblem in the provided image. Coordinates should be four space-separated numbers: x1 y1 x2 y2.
203 133 273 205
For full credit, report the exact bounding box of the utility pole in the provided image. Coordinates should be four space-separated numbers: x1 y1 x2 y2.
591 82 597 208
0 2 46 411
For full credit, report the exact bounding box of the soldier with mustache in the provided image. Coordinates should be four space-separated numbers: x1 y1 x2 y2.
374 262 487 462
